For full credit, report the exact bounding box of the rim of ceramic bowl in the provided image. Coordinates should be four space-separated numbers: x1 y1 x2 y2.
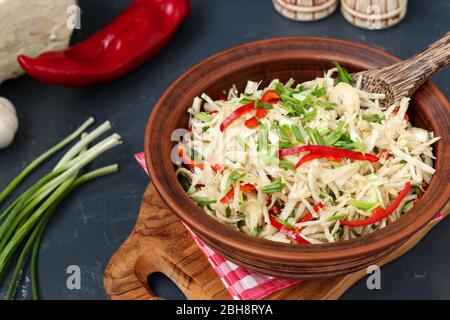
145 37 450 264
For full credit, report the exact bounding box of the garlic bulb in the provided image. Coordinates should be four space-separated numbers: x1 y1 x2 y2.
0 97 19 149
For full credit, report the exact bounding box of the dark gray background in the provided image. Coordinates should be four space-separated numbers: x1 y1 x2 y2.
0 0 449 300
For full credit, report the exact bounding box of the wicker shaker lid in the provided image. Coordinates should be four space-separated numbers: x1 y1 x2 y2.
341 0 408 30
273 0 339 21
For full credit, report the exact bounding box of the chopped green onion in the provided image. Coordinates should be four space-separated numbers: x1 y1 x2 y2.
352 140 367 153
324 121 344 146
279 140 297 148
402 201 414 213
186 147 204 163
257 125 268 152
366 202 381 212
251 228 260 237
317 100 336 110
239 98 254 104
262 179 285 194
349 199 379 211
300 109 317 124
327 213 348 222
318 128 331 136
412 186 421 194
311 86 326 98
363 114 385 124
225 171 246 194
273 216 293 228
225 207 232 217
254 100 273 110
305 127 325 145
291 124 304 143
193 112 213 123
280 101 297 115
332 61 354 84
194 197 216 208
279 159 295 171
274 82 304 97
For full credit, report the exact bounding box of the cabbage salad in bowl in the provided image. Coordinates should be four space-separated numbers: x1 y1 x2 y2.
175 62 439 244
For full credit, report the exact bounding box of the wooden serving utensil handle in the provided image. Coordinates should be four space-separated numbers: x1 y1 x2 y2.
103 235 160 300
373 32 450 100
104 185 231 300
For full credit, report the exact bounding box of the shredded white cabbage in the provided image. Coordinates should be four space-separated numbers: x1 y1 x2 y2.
177 68 439 244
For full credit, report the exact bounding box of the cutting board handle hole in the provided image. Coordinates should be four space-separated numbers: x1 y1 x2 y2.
147 272 187 300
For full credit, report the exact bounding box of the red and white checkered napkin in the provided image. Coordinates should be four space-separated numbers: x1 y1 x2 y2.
134 152 300 300
134 152 444 300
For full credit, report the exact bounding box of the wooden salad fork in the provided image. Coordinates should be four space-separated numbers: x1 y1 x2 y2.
354 31 450 106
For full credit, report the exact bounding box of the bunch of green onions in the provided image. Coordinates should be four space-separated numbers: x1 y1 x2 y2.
0 118 121 300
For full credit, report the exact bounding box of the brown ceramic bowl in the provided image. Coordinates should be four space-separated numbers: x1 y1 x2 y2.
145 37 450 279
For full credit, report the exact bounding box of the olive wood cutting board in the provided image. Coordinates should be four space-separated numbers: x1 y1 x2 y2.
103 184 449 300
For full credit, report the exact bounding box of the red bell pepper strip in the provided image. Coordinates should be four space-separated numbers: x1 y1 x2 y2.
240 184 257 193
278 145 379 163
261 90 281 104
245 90 280 128
179 147 204 171
17 0 191 86
244 108 267 128
269 216 310 244
341 182 411 227
220 102 255 131
220 188 235 203
297 202 324 223
220 184 257 203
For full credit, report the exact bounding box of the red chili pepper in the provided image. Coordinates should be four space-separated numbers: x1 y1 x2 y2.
297 202 324 223
179 147 204 170
341 182 411 227
220 102 255 132
217 95 227 101
220 184 257 203
244 90 280 128
278 145 379 163
269 216 310 245
17 0 190 86
392 109 410 122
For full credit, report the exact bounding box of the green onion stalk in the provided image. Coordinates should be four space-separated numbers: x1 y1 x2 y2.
0 118 120 300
